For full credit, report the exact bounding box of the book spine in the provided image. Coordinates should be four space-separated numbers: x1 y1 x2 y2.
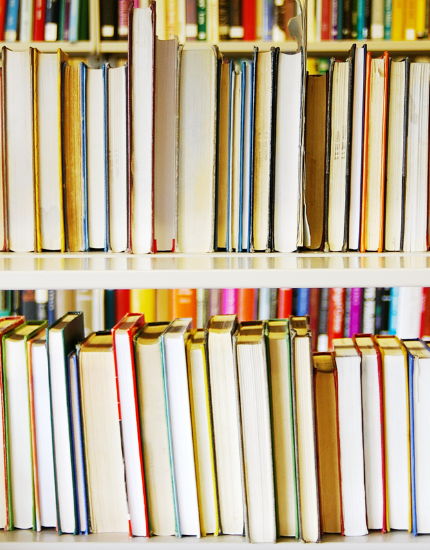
417 0 426 36
218 0 229 38
207 0 219 41
173 289 197 327
196 289 209 327
100 0 116 39
371 0 384 37
318 288 329 351
197 0 207 39
342 0 352 37
242 0 256 39
0 291 11 316
63 0 71 40
0 0 6 40
426 0 429 37
22 290 37 320
388 287 399 335
186 0 198 39
4 0 19 41
351 0 358 37
115 289 130 324
343 288 351 337
222 289 237 315
284 0 295 39
20 0 34 41
237 288 256 321
356 0 364 37
321 0 331 39
68 0 79 42
327 288 345 350
362 287 376 334
331 0 338 38
363 0 370 37
349 288 363 337
337 0 343 38
48 290 56 325
130 290 156 322
57 0 65 39
277 288 293 318
33 0 46 40
421 288 430 337
390 0 403 38
384 0 392 38
35 290 48 321
44 0 59 41
118 0 130 37
166 0 177 37
11 290 22 316
269 288 278 319
296 288 310 317
104 289 116 330
309 288 320 351
375 288 383 334
262 0 273 40
208 289 222 318
230 0 243 38
258 288 271 319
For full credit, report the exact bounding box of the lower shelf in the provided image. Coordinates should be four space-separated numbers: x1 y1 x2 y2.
0 531 430 547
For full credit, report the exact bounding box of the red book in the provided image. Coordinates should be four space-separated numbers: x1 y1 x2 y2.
327 288 346 350
33 0 46 40
115 290 130 323
237 289 256 321
242 0 256 40
278 288 293 318
284 0 296 39
172 289 197 328
309 288 320 351
421 288 430 337
0 0 7 41
321 0 331 39
112 313 149 537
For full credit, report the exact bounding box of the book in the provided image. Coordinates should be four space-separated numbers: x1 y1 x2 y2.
114 289 130 323
130 290 156 322
3 48 36 252
0 0 6 41
403 63 430 252
134 322 178 536
68 0 79 42
34 49 67 252
164 319 200 536
327 288 345 349
186 330 219 535
100 0 116 38
19 0 34 41
274 49 304 253
349 287 363 336
375 335 411 531
197 0 206 39
62 62 88 252
371 0 384 37
128 4 156 254
313 352 342 534
157 289 172 322
362 287 376 333
360 51 389 252
354 335 386 531
28 330 56 530
4 0 19 41
222 289 237 315
266 319 297 537
230 66 244 252
0 67 4 252
304 73 327 250
229 0 243 38
237 289 255 321
241 60 253 252
207 315 244 535
403 339 430 534
396 287 423 339
172 289 196 327
44 0 59 40
196 289 209 327
236 321 276 543
21 290 37 321
318 288 329 352
391 0 403 39
0 292 11 316
35 290 48 321
333 338 367 536
106 63 128 253
385 58 409 252
177 46 218 253
154 37 179 252
186 0 198 39
79 332 129 533
289 316 320 542
242 0 256 39
112 313 149 537
47 312 85 534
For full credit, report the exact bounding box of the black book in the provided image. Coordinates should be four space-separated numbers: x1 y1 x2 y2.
100 0 117 39
45 0 60 41
342 0 352 38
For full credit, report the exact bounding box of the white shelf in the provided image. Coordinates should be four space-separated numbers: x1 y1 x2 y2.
0 531 429 547
0 252 429 289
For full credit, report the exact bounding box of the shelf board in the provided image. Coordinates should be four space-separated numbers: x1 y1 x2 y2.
98 39 430 56
0 530 429 547
0 40 95 54
0 252 429 289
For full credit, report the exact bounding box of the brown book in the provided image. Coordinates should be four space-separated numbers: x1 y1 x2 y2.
304 73 327 250
62 62 86 252
0 68 5 252
313 352 343 534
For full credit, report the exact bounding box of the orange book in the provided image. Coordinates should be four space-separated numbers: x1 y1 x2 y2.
360 51 389 253
172 289 197 328
237 289 256 321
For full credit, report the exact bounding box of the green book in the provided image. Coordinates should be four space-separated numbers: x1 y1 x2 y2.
2 321 47 530
197 0 207 40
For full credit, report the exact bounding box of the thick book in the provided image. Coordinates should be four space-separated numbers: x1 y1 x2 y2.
62 62 88 252
34 49 67 252
128 4 156 254
47 312 85 534
266 319 298 537
333 338 368 536
236 321 276 543
289 316 320 542
112 313 149 537
375 335 411 531
186 330 219 536
3 47 36 252
207 315 244 535
78 332 129 533
177 46 218 253
354 335 386 531
313 352 342 534
385 58 409 252
360 51 389 252
134 322 179 536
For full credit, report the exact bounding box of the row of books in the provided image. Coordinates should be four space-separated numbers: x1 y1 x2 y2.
2 286 429 349
0 0 89 42
308 0 429 41
1 311 430 541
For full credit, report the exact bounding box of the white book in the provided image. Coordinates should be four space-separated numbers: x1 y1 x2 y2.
333 338 368 537
396 287 423 339
241 62 253 252
231 70 242 252
19 0 34 41
107 64 128 253
164 319 200 536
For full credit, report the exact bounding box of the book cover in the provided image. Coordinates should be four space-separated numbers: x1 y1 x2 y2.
242 0 255 39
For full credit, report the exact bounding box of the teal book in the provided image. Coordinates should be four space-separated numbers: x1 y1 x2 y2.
0 291 11 316
384 0 392 39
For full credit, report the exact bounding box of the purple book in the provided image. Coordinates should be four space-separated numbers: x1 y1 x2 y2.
222 289 238 315
63 0 71 40
349 287 363 337
331 0 338 39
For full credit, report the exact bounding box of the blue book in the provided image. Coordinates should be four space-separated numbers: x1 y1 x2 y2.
384 0 392 39
296 288 310 316
48 291 56 325
356 0 365 38
237 66 246 252
241 60 254 252
263 0 273 40
69 0 80 43
4 0 19 42
337 0 343 39
388 287 399 335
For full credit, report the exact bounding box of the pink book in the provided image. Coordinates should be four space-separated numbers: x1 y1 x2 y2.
349 288 363 337
222 289 238 315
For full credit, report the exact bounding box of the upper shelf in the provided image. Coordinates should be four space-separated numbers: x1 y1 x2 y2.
99 39 430 56
0 252 429 289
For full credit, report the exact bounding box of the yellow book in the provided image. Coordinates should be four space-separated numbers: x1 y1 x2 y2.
130 289 156 322
404 0 416 39
375 335 411 533
156 289 172 322
416 0 426 37
391 0 404 40
186 330 219 536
